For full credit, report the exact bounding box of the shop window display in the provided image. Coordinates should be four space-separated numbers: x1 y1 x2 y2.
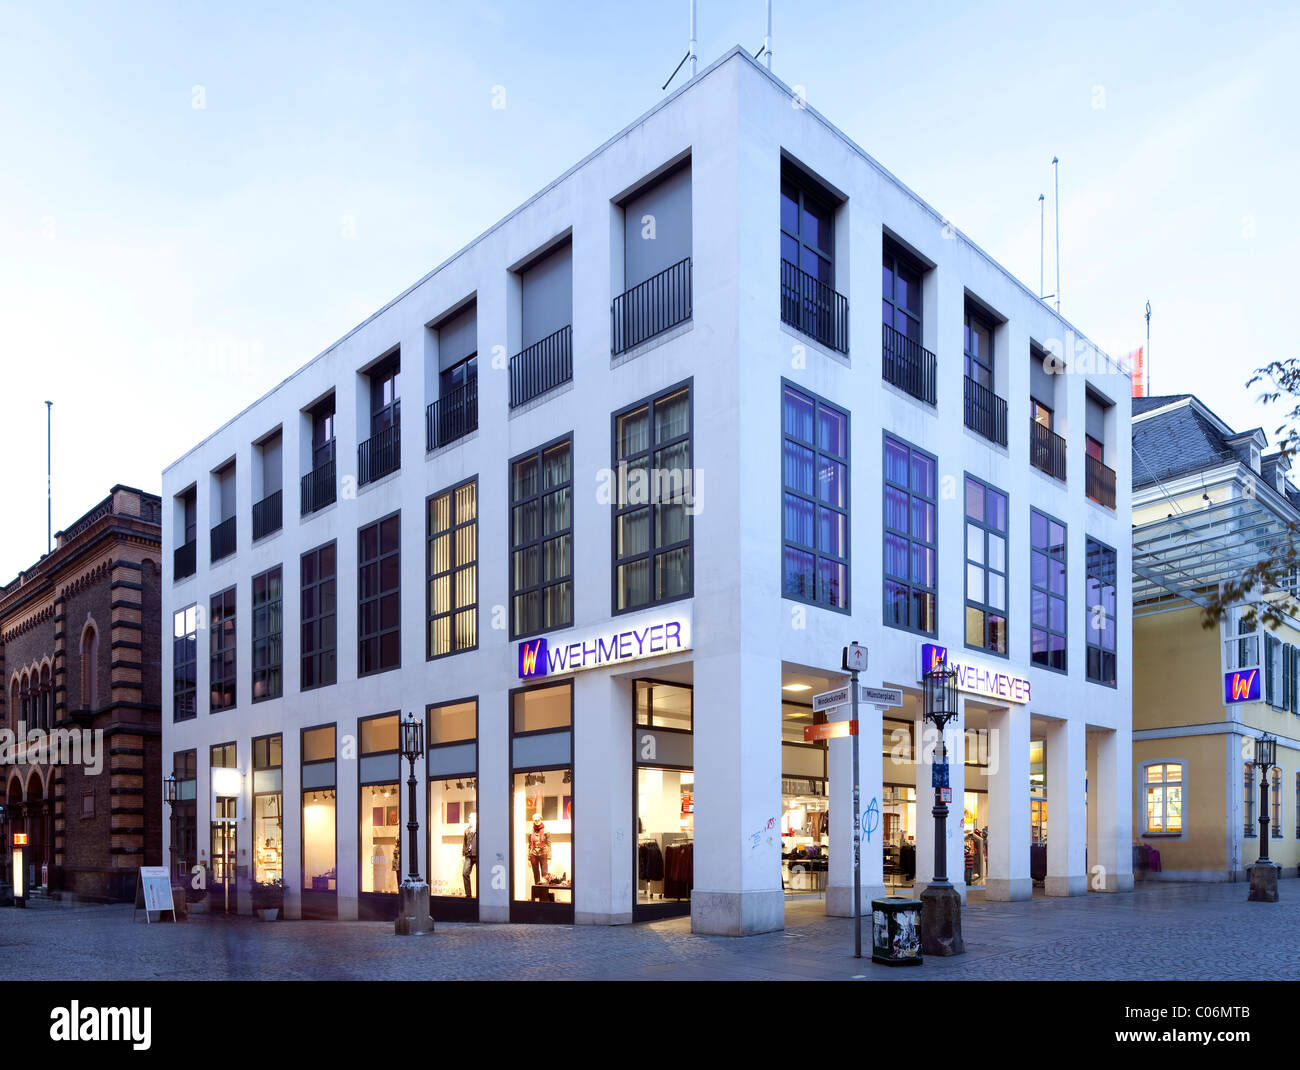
962 790 988 887
512 770 572 904
636 768 693 903
301 724 337 904
252 734 282 885
781 782 827 894
882 784 917 886
361 783 401 894
429 778 477 898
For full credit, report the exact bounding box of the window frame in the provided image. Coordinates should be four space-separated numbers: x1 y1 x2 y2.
1138 759 1186 839
172 604 199 722
1030 508 1069 675
1272 765 1284 839
209 586 237 711
358 511 402 677
780 166 835 287
509 434 574 642
963 303 995 389
251 565 283 703
1085 536 1118 688
300 540 337 691
427 477 479 660
882 432 938 636
881 241 923 342
611 380 695 616
1245 762 1257 838
963 473 1009 657
780 380 850 614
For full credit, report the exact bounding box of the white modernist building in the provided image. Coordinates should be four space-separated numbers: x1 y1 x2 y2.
161 47 1133 936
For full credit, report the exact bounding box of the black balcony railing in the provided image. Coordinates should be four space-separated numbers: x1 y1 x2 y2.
174 539 196 580
426 378 478 451
963 376 1009 446
210 516 236 562
611 257 692 355
252 489 282 540
300 458 336 515
359 412 401 486
1029 420 1068 481
1086 453 1117 509
780 258 849 354
881 322 937 405
510 324 572 408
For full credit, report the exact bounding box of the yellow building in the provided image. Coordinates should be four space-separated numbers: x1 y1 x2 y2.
1132 395 1299 879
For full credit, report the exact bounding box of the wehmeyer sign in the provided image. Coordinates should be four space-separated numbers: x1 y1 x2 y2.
920 643 1031 705
518 608 692 679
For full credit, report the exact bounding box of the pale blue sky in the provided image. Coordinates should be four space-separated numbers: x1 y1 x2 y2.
1 0 1296 578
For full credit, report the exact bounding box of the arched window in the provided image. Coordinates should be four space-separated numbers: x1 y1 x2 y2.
39 665 52 730
7 679 16 732
19 672 30 730
80 624 99 711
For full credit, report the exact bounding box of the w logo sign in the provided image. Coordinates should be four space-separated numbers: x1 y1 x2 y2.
518 639 548 679
1224 669 1259 704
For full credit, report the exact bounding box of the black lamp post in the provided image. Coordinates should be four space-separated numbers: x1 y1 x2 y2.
1248 733 1279 902
394 712 434 934
164 772 177 882
919 664 965 955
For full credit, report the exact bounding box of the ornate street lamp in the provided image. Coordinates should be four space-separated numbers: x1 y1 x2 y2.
1248 733 1279 902
395 712 434 934
920 664 965 955
164 772 178 883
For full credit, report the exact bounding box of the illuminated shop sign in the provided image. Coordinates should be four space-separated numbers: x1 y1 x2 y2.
518 608 692 679
1224 669 1260 704
919 643 1031 705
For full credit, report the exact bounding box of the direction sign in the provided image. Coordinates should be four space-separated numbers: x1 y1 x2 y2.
812 685 853 714
860 686 902 707
803 720 858 742
843 643 868 672
813 684 902 714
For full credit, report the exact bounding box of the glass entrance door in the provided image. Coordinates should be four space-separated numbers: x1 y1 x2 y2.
211 806 237 913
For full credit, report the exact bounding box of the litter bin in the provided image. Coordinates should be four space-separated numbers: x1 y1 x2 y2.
871 896 922 966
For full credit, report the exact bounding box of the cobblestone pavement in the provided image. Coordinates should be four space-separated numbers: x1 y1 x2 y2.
2 880 1297 981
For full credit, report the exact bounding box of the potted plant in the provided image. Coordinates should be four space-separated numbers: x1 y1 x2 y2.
251 877 283 921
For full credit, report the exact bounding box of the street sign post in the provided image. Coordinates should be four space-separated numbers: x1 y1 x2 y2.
813 684 902 715
843 642 867 959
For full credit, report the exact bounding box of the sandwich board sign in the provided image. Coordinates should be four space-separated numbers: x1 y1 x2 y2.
133 866 176 923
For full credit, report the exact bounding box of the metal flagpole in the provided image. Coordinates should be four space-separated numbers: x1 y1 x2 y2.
1145 301 1151 396
45 401 52 554
1052 157 1060 313
1038 194 1045 299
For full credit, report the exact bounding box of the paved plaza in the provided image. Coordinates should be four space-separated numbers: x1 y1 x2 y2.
2 880 1297 981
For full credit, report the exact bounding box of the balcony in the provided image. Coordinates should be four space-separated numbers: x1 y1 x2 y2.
780 258 848 354
174 539 196 580
426 377 478 451
881 322 936 405
1029 420 1067 481
611 257 692 355
509 324 572 408
210 516 236 562
359 409 401 486
252 489 282 541
300 458 336 515
1086 454 1117 509
963 376 1008 446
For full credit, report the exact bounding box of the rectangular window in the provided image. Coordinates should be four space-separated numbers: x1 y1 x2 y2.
1144 763 1182 834
964 476 1008 655
1030 510 1068 673
173 748 197 880
881 244 922 341
781 383 849 611
1245 763 1256 837
1295 771 1299 840
210 587 237 710
883 435 936 634
1272 767 1283 838
358 513 401 676
251 567 282 702
510 439 573 639
210 742 238 890
252 734 282 884
1085 538 1117 686
172 605 198 721
963 307 993 388
427 479 478 658
360 713 400 896
302 723 337 905
301 542 337 690
614 384 693 612
427 699 478 901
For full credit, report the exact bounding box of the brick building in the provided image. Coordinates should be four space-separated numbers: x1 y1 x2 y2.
0 486 163 902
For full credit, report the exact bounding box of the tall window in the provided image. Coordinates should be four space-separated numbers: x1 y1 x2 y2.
1030 510 1068 673
301 724 337 912
781 170 833 286
1295 771 1299 840
964 476 1007 654
252 734 283 884
173 749 197 881
782 383 849 611
963 306 993 388
172 606 198 721
358 513 401 676
1245 763 1256 837
1085 538 1117 686
370 358 400 436
210 587 237 710
510 439 573 639
428 479 478 658
80 623 99 710
883 435 936 634
251 567 282 701
1272 767 1283 839
1143 763 1182 834
427 699 478 902
301 542 337 690
881 245 922 341
614 385 693 612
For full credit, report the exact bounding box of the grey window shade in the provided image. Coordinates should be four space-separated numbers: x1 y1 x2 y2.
217 467 236 520
623 165 692 289
261 435 282 495
1086 395 1107 441
1029 351 1054 407
438 303 477 372
521 243 572 350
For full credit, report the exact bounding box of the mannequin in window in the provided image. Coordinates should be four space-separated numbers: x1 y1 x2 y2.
462 812 478 896
526 812 550 885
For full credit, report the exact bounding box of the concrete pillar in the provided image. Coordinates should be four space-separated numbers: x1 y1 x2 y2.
1091 726 1134 892
476 688 510 923
986 702 1031 900
1045 717 1086 896
691 649 783 936
913 697 966 903
574 671 634 924
826 694 884 916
